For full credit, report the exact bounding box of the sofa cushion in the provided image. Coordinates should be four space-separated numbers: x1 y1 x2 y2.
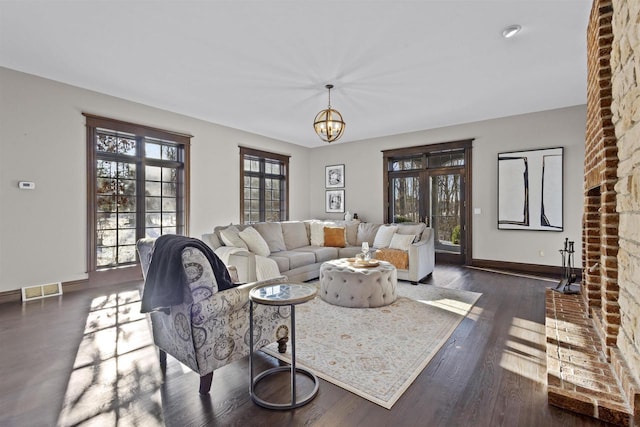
373 224 399 248
309 221 325 246
357 222 381 245
281 221 309 249
219 225 248 249
271 251 316 270
253 222 287 252
389 233 415 251
396 222 426 242
268 255 290 272
293 246 338 263
338 246 362 258
238 226 271 257
324 226 346 247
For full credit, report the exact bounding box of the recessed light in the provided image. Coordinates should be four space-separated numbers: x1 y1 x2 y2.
502 25 522 39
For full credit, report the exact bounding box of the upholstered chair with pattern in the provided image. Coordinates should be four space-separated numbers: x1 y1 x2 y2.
136 238 290 394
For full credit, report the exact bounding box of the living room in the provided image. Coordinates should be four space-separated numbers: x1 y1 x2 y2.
2 0 640 426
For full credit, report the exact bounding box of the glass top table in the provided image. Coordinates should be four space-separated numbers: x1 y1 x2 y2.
249 283 317 306
249 282 319 410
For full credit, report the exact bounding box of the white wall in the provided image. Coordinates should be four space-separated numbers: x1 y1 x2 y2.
0 68 310 293
308 106 586 268
0 67 586 294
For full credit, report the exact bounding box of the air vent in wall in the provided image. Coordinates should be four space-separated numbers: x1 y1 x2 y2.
21 282 63 302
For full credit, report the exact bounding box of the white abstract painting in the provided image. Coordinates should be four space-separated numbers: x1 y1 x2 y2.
498 147 563 231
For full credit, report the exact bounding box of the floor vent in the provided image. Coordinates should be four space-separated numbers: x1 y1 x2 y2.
21 282 63 302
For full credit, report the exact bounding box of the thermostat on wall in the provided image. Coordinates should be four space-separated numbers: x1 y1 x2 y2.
18 181 36 190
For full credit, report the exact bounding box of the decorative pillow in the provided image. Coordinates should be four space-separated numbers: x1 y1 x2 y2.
396 223 426 242
373 225 399 248
219 225 248 249
281 221 310 249
310 221 325 246
345 221 359 246
389 233 415 251
356 222 381 245
253 222 286 252
238 226 271 257
324 226 346 247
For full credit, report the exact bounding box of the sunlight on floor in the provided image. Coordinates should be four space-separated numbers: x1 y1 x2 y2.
57 290 164 427
499 317 546 383
419 298 475 316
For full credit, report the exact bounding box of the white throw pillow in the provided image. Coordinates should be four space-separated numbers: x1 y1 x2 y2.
238 226 271 257
396 223 426 242
389 233 415 251
373 225 399 248
309 221 325 246
219 225 248 249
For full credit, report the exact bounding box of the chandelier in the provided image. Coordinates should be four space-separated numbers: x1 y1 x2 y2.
313 84 345 143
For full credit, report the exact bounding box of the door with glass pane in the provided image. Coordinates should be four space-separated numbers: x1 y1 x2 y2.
385 142 471 265
429 171 465 263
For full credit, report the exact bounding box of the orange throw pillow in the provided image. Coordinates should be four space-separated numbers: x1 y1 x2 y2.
324 226 346 247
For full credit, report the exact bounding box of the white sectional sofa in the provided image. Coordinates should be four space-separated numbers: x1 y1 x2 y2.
202 220 435 284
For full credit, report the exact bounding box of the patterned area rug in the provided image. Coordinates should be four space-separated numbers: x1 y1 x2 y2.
261 283 481 409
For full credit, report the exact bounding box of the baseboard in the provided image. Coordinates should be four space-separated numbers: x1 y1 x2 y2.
0 289 22 305
470 258 582 281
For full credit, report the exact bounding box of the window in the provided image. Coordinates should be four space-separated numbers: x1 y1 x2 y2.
240 147 289 223
86 114 190 274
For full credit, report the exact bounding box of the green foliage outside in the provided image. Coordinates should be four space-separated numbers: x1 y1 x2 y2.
451 225 461 244
394 216 412 223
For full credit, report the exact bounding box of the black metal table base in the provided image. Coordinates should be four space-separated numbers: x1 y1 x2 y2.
250 366 319 409
250 296 319 410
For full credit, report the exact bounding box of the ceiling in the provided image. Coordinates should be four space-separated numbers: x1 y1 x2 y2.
0 1 591 148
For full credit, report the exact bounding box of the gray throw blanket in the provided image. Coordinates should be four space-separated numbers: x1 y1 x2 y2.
140 234 234 313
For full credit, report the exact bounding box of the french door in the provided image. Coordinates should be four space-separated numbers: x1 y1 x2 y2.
428 170 466 263
384 140 472 265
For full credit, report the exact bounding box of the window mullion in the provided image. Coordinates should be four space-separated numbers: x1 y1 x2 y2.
136 137 145 245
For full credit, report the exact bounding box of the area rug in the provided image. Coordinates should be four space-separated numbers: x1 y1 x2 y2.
261 283 482 409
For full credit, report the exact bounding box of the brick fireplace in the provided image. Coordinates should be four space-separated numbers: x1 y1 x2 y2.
546 0 640 424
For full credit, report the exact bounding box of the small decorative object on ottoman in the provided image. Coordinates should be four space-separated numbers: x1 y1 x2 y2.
319 258 398 308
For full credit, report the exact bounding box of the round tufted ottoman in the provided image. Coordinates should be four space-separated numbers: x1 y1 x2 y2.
319 258 398 308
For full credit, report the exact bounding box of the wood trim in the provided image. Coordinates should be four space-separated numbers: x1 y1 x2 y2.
238 146 291 162
83 113 192 142
183 141 191 235
381 139 473 157
86 123 97 273
471 258 582 280
465 145 473 263
0 290 22 305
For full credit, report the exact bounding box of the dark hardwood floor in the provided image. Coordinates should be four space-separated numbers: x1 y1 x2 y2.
0 265 615 427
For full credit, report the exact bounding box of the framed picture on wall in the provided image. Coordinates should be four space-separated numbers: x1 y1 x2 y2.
325 164 345 188
326 189 345 213
497 147 564 231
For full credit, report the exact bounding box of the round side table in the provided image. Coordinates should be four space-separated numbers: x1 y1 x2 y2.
249 282 319 409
